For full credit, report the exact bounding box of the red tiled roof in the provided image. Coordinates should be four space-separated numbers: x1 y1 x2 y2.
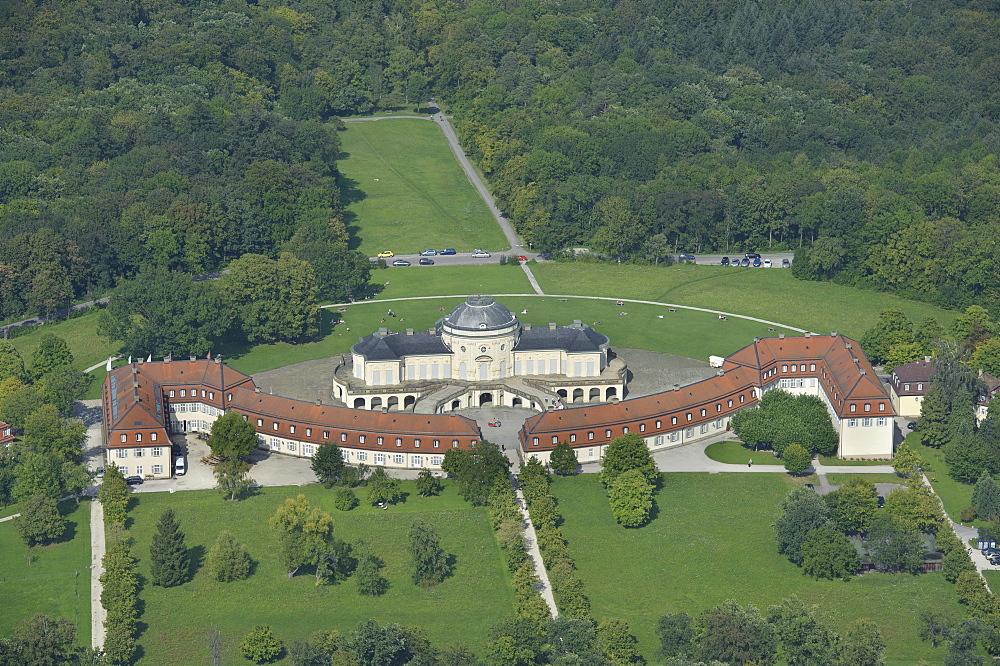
891 359 934 390
0 420 14 447
229 387 481 453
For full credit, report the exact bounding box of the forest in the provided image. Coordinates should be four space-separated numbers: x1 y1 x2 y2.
2 0 1000 330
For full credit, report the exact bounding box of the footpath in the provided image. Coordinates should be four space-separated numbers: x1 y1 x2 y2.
90 498 106 649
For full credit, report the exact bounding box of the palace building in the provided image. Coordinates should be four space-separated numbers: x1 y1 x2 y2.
519 332 896 463
333 296 627 413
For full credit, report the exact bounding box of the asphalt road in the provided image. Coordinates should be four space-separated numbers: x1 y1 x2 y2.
370 250 539 267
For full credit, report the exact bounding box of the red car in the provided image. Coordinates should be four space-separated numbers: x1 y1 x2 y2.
516 255 527 261
487 419 502 427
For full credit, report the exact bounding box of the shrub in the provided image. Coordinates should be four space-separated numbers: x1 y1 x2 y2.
333 487 358 511
16 495 67 546
960 505 977 522
241 625 283 663
207 531 253 582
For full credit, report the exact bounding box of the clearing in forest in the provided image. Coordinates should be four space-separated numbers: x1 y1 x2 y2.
337 119 506 256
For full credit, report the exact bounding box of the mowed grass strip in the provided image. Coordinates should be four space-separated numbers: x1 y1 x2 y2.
532 263 957 341
128 484 514 664
337 119 507 255
0 500 91 645
704 440 783 465
549 473 958 664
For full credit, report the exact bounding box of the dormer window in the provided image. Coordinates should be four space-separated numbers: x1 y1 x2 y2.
479 324 487 329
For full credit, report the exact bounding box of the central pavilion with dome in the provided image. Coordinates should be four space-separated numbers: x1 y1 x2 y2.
333 296 627 413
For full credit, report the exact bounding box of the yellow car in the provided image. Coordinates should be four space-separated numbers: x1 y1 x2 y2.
377 251 394 258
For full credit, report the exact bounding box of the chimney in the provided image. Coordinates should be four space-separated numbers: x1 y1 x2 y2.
804 332 811 338
673 384 680 391
406 328 413 336
315 399 322 405
860 369 866 375
611 398 619 405
255 387 261 393
845 342 852 349
754 337 761 343
549 323 557 330
778 332 785 339
380 406 388 414
429 328 436 335
925 356 932 363
215 356 222 364
189 355 196 362
573 319 582 327
524 324 531 331
164 356 171 363
831 330 838 337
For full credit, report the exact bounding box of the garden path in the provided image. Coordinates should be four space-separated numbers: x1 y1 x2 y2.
90 498 106 649
512 482 559 618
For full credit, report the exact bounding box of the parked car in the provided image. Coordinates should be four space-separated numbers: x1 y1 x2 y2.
763 259 772 268
377 250 394 258
906 422 916 430
678 253 695 261
392 259 411 267
418 258 434 265
752 257 762 267
745 252 761 259
472 250 491 258
95 467 105 480
516 255 528 261
419 249 437 256
175 457 186 476
439 248 457 255
721 257 730 266
125 475 144 485
731 260 741 267
782 258 791 268
740 258 750 267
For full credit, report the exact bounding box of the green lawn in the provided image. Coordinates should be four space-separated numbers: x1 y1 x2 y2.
704 440 783 465
825 473 904 485
227 293 799 376
532 263 956 341
368 264 533 301
818 455 889 466
337 119 507 256
128 484 514 664
0 500 91 645
8 310 118 375
917 439 974 523
550 473 958 664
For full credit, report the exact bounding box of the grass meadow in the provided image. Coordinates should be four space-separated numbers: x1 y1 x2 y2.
127 483 514 664
0 500 91 645
703 440 783 465
532 262 956 341
550 473 959 664
337 119 507 256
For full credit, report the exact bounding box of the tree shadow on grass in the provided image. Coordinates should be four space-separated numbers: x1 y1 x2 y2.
187 544 206 581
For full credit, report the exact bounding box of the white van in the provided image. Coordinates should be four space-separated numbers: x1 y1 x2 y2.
174 457 186 476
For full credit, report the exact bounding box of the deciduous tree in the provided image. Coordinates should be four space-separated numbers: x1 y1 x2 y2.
800 526 859 580
415 468 443 496
657 612 695 659
782 443 812 476
215 458 255 501
12 451 64 502
695 600 776 666
98 464 130 526
207 411 258 458
824 479 879 533
765 596 839 666
408 520 450 586
30 333 73 381
241 625 283 664
838 618 885 666
367 467 403 506
774 487 831 565
16 495 68 546
207 531 253 582
600 433 657 487
222 252 320 343
440 441 510 505
865 513 924 574
0 342 26 383
595 617 644 665
311 443 346 486
608 468 654 527
892 440 922 477
13 613 79 666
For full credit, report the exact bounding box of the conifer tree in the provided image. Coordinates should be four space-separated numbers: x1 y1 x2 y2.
549 441 579 476
150 508 189 587
972 471 1000 521
917 383 951 448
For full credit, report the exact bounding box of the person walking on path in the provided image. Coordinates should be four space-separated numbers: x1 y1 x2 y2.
748 459 753 468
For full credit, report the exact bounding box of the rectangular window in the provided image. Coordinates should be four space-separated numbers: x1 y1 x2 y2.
357 451 368 461
392 454 404 465
287 442 297 452
850 404 856 412
847 419 857 428
306 427 312 437
588 431 594 440
433 439 439 448
169 390 175 397
116 449 127 458
430 456 442 466
201 389 206 398
414 439 421 448
323 431 330 439
134 448 144 457
411 455 423 467
453 440 459 448
374 453 385 465
671 416 677 425
552 436 559 444
341 433 347 442
864 404 871 412
135 465 143 476
533 437 539 446
605 429 612 438
918 383 923 391
395 438 402 447
120 434 127 442
727 399 733 407
210 392 215 400
360 435 366 444
570 434 577 442
180 389 186 397
700 424 708 434
669 432 679 442
623 426 629 434
135 433 142 442
904 383 910 391
151 432 157 441
877 417 887 427
377 436 384 445
654 435 664 446
655 420 662 428
782 365 787 372
862 418 872 427
303 444 314 456
152 465 163 475
273 422 279 431
270 438 280 450
700 408 706 417
685 428 694 438
289 425 296 434
879 403 885 411
810 363 816 371
152 447 162 457
257 418 263 427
